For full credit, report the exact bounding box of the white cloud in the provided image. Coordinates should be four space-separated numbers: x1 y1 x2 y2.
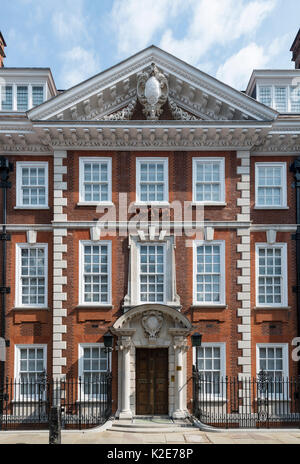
109 0 183 56
51 0 87 42
216 43 267 89
216 33 291 90
60 46 100 88
160 0 277 64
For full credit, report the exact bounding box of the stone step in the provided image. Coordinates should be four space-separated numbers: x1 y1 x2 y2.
114 421 193 429
110 426 198 433
110 418 197 433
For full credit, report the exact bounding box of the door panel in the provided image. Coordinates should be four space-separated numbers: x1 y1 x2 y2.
136 348 168 415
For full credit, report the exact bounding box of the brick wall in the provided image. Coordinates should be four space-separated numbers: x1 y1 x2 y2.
0 149 298 410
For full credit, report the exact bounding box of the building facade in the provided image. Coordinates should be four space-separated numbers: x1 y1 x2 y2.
1 32 300 420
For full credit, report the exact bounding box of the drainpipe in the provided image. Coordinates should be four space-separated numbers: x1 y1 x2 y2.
0 156 13 425
290 158 300 374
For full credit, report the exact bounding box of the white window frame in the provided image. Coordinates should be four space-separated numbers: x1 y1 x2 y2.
78 343 110 401
193 240 226 306
193 342 226 400
79 240 112 306
258 85 272 107
255 162 287 209
192 157 225 205
255 242 288 308
16 85 29 112
78 157 112 205
136 157 169 205
137 242 167 305
289 85 300 112
15 243 48 309
31 85 45 107
0 83 45 112
256 343 289 399
14 344 47 401
0 84 13 111
274 86 288 113
16 161 49 209
257 84 300 113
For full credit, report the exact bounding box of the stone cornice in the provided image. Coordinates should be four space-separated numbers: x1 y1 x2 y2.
2 116 300 154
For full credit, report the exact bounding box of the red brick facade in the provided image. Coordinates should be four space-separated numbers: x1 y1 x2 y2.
1 149 298 415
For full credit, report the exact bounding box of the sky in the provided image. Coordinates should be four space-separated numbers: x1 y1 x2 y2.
1 0 300 91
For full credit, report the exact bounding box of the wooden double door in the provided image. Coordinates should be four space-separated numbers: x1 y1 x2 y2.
136 348 168 415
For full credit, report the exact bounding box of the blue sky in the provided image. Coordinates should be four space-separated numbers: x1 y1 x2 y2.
1 0 300 91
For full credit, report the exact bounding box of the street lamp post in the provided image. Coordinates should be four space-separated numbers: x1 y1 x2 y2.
103 331 114 417
103 331 114 373
191 332 202 371
0 156 13 430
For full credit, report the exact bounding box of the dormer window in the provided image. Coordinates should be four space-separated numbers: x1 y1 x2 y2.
258 84 300 113
0 84 45 111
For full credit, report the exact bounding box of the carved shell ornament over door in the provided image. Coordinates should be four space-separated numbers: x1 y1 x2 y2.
141 311 164 340
137 63 169 120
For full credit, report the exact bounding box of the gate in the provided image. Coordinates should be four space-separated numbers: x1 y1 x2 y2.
193 371 300 428
0 375 112 431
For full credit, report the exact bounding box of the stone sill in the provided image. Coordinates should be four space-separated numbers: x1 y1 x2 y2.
76 202 114 207
254 206 289 210
133 202 170 207
190 202 227 207
75 305 113 309
14 206 50 210
253 306 291 310
12 307 50 311
191 305 227 309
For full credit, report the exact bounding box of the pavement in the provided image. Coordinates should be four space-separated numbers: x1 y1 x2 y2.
1 427 300 444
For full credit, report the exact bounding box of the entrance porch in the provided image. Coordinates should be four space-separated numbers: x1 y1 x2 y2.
111 304 193 419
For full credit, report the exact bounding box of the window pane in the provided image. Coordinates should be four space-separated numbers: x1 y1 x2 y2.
17 347 46 398
257 165 284 207
1 85 13 110
83 161 110 202
83 244 110 303
257 247 282 305
196 345 223 395
17 86 28 111
20 165 47 206
290 85 300 112
21 247 46 305
274 87 287 112
138 160 167 202
139 245 164 303
258 346 284 394
259 86 272 107
81 345 109 396
196 244 221 303
32 86 44 107
194 160 223 202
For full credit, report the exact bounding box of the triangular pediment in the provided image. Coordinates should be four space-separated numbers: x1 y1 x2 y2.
28 46 277 123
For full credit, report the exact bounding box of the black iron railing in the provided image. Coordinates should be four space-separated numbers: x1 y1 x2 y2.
193 372 300 428
0 375 112 431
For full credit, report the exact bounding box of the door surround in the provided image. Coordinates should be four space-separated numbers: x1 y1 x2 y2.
111 304 192 419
